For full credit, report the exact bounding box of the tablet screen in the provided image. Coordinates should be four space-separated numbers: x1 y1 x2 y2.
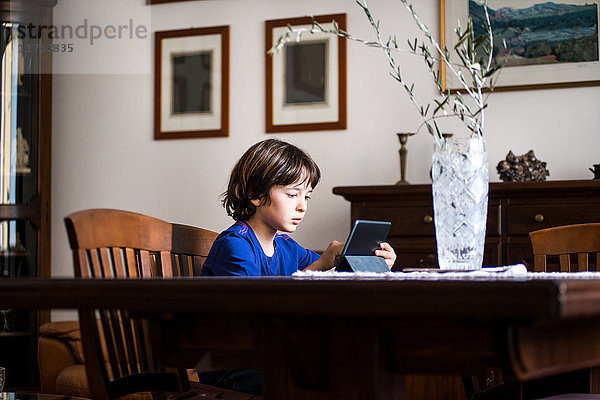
335 220 392 269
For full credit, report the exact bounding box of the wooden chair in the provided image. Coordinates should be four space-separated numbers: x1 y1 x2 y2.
528 223 600 398
470 224 600 399
530 223 600 272
64 209 218 400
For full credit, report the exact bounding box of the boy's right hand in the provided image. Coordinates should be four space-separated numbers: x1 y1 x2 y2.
305 240 345 271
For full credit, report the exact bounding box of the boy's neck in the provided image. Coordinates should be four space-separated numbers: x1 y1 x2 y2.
245 218 276 257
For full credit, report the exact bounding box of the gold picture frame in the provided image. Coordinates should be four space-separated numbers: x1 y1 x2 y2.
441 0 600 92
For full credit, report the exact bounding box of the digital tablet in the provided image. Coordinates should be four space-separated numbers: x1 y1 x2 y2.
335 219 392 271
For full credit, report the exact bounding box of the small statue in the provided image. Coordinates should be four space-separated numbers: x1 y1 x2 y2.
16 127 31 173
497 150 549 182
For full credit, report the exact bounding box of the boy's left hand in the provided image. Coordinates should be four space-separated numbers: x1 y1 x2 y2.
375 242 396 269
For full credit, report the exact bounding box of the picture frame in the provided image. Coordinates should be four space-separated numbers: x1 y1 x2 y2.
441 0 600 92
265 14 347 133
154 26 229 139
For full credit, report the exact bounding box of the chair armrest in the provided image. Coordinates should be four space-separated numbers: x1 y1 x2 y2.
39 320 85 362
38 335 80 393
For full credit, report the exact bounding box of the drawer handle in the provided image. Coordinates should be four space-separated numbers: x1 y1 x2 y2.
423 215 433 224
534 213 545 223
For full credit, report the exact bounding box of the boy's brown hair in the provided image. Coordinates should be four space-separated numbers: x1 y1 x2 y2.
223 139 321 221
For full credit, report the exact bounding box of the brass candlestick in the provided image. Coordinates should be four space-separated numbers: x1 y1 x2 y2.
396 133 412 185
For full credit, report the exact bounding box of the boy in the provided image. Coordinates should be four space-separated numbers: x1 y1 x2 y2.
201 138 396 276
198 139 396 394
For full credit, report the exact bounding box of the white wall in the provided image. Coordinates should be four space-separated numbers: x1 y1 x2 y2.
51 0 600 282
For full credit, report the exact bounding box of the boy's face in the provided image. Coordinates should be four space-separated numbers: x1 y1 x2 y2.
250 179 313 233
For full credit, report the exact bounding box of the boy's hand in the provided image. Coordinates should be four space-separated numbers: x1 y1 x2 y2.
305 240 344 271
375 242 396 269
322 240 345 268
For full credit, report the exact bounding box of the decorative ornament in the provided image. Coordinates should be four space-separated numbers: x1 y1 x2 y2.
496 150 549 182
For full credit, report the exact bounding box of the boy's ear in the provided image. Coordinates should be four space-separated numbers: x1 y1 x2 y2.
250 198 262 207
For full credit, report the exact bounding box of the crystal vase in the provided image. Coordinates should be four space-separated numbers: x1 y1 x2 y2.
431 136 489 270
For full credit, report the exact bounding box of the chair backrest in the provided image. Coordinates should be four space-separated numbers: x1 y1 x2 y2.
65 209 173 279
529 223 600 272
64 209 218 400
170 223 219 277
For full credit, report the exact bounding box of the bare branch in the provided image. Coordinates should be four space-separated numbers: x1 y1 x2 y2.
267 0 500 141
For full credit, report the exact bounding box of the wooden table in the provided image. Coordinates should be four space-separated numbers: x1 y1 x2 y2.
2 277 600 399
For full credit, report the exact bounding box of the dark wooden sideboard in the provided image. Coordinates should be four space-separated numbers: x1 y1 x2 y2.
333 180 600 270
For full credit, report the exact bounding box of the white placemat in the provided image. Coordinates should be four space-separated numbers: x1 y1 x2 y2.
292 264 600 281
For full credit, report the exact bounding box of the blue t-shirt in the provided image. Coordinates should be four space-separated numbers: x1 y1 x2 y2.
201 221 321 276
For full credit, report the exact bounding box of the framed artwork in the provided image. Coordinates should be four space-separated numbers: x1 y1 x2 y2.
441 0 600 91
265 14 347 133
154 26 229 139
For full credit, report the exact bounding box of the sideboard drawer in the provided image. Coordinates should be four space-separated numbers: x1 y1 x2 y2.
362 206 435 236
388 237 501 269
387 237 437 270
507 204 600 235
361 205 500 237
